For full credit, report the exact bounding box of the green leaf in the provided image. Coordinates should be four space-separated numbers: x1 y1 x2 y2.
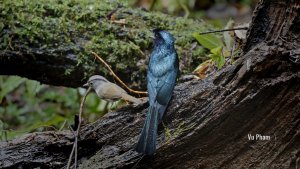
0 76 25 103
209 53 218 62
193 33 223 50
25 80 42 99
217 54 225 69
27 115 64 132
208 47 225 69
210 46 222 55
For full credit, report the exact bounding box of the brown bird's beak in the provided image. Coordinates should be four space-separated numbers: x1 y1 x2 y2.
83 83 89 87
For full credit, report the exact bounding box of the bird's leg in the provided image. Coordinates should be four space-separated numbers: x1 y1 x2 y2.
103 101 110 113
123 99 129 105
109 102 114 110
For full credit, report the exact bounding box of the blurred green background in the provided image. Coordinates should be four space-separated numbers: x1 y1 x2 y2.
0 0 256 140
0 76 113 140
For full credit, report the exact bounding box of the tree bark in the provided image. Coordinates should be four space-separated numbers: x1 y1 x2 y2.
1 0 300 169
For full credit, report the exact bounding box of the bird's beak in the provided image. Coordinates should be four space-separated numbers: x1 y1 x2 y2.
83 83 89 87
150 29 157 39
152 28 159 33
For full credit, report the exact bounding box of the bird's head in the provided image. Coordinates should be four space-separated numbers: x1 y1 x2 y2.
83 75 109 88
152 29 175 48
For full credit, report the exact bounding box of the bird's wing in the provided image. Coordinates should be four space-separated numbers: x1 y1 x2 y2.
147 61 178 122
101 83 125 100
147 52 179 106
155 67 178 105
147 71 157 105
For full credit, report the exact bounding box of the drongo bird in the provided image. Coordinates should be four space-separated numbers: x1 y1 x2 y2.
136 29 179 155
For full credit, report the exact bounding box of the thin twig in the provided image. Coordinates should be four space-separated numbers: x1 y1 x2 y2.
131 155 145 169
67 127 76 169
230 39 236 64
91 51 148 95
67 87 92 169
74 136 78 169
149 0 157 11
199 27 248 35
8 36 14 50
106 8 119 19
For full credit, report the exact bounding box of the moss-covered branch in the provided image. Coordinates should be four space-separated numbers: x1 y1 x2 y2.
0 0 208 88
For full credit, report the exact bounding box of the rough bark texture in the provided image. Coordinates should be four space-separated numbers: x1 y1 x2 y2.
244 0 300 52
1 0 300 168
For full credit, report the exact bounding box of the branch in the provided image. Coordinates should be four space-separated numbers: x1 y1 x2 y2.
0 0 204 88
67 87 92 169
199 27 248 35
91 52 147 95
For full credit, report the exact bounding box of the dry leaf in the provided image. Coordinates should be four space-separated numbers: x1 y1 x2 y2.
111 19 126 25
224 19 235 52
193 59 214 79
234 23 249 39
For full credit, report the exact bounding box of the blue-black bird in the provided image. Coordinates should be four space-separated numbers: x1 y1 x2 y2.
136 29 179 155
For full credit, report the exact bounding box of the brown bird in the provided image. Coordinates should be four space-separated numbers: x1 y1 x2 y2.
84 75 142 104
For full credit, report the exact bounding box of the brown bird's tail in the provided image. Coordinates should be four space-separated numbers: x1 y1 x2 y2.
121 93 142 104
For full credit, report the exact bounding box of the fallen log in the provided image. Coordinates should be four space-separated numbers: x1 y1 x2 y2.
0 0 299 168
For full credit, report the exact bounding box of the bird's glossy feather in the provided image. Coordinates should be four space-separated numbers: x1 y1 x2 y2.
136 30 179 155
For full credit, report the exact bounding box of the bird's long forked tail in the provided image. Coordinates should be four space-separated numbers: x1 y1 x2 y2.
135 105 159 155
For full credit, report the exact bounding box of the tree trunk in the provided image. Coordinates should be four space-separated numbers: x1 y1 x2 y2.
0 0 299 168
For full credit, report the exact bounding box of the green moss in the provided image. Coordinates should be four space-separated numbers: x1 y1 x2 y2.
0 0 211 82
164 122 196 143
